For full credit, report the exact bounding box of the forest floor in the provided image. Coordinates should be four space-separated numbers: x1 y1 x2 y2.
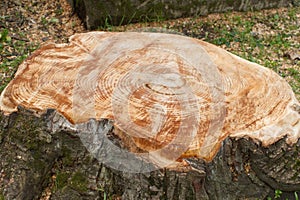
0 1 299 100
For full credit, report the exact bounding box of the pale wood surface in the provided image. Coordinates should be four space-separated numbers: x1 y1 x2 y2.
0 32 299 166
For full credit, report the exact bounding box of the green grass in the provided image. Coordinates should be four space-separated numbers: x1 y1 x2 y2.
267 190 299 200
0 29 39 93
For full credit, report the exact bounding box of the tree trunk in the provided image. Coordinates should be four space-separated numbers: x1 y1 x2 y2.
0 108 299 200
66 0 300 29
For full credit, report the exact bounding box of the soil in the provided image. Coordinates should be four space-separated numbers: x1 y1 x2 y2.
0 0 85 44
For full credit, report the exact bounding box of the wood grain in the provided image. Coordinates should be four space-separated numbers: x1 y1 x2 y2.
0 32 299 162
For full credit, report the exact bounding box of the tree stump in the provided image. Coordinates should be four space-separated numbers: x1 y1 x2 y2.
0 108 299 199
0 32 299 199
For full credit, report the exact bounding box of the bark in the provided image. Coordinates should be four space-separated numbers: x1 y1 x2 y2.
66 0 300 29
0 108 299 200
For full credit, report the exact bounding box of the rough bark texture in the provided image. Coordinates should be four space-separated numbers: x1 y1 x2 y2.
66 0 300 29
0 108 299 200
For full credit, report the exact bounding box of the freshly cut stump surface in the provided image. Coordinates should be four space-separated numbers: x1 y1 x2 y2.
0 31 299 167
